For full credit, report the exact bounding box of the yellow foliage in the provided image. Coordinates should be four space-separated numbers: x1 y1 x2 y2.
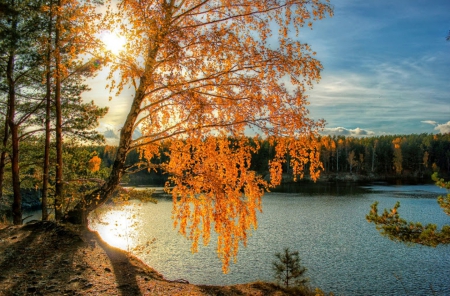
163 136 322 272
88 155 101 172
101 0 332 273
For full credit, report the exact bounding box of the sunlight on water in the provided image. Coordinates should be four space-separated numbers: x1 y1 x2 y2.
88 185 450 295
89 204 140 251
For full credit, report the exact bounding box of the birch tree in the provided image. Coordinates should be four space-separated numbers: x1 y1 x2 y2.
68 0 332 272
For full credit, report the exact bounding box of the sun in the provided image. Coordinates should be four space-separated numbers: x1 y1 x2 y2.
101 31 126 55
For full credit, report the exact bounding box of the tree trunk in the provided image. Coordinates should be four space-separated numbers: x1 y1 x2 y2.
0 109 10 201
7 42 22 225
65 80 146 225
42 2 53 221
65 34 162 225
42 81 51 221
54 0 63 220
10 125 21 225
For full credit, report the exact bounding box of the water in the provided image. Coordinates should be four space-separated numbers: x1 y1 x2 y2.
89 184 450 295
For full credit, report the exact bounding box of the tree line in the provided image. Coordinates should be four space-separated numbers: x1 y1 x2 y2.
84 132 449 187
315 133 450 179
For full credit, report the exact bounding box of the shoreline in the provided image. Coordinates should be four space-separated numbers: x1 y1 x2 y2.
0 221 328 295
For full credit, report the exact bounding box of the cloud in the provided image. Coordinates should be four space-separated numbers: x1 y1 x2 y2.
420 121 450 133
321 127 375 137
104 128 119 139
306 57 450 135
300 0 450 136
96 123 121 145
98 124 143 144
434 121 450 134
421 120 437 126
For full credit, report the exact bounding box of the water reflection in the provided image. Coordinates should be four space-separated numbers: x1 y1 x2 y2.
89 185 450 295
272 181 371 195
89 203 140 251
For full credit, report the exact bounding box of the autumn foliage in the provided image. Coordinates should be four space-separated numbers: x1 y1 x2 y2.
88 155 102 173
69 0 334 272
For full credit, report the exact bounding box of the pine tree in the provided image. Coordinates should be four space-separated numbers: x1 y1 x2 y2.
273 248 308 288
0 0 45 224
367 173 450 246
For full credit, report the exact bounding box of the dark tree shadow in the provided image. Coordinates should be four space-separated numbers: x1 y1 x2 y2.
0 221 83 295
90 230 143 296
0 220 166 295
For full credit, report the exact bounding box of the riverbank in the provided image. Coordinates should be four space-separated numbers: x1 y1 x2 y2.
0 221 328 295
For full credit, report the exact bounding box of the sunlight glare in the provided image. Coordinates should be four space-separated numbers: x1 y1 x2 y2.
90 206 138 250
102 31 126 55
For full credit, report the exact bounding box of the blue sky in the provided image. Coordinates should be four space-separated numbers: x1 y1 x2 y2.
302 0 450 136
87 0 450 140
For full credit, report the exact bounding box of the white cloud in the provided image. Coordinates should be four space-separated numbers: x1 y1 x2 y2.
321 127 375 137
307 57 450 135
300 0 450 136
420 121 450 134
97 123 143 144
421 120 437 126
434 121 450 134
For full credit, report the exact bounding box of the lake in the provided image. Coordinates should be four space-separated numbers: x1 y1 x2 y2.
89 183 450 295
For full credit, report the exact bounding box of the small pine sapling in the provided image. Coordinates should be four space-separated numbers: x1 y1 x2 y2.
273 247 308 288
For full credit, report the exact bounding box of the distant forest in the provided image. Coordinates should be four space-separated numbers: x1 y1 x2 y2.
91 133 450 185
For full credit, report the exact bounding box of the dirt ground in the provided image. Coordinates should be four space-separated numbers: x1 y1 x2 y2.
0 221 300 296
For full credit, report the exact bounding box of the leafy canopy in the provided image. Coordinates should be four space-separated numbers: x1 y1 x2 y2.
100 0 332 272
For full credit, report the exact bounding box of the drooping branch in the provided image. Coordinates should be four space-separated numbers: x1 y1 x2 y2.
67 0 332 273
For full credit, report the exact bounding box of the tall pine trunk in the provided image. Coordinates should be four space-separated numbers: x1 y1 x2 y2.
7 31 22 225
42 69 51 221
54 0 63 220
42 0 53 221
0 109 10 201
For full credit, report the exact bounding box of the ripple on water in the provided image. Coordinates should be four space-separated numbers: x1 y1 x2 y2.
90 185 450 296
